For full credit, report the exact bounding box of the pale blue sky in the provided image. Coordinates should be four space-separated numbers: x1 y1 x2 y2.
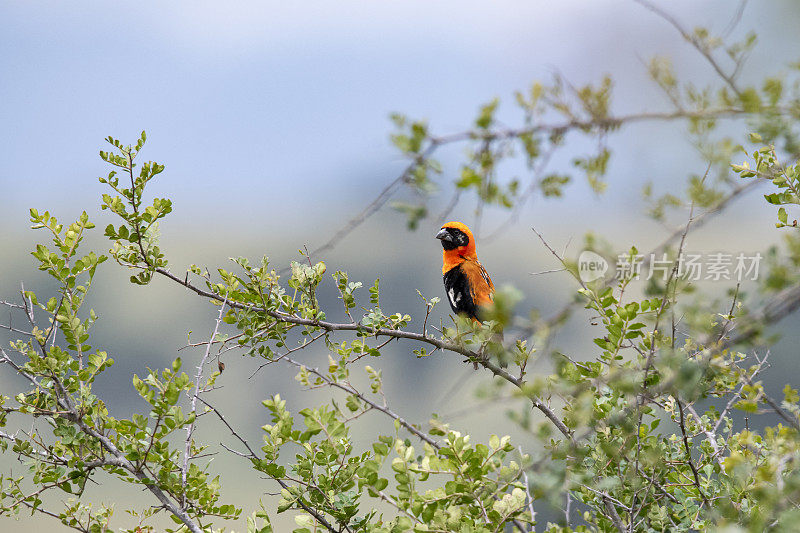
5 0 793 239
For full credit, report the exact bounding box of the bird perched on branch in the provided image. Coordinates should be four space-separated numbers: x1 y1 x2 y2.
435 221 497 368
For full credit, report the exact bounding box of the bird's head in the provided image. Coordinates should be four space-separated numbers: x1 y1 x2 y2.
436 221 476 257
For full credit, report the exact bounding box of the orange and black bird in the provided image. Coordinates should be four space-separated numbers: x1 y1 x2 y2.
436 221 495 336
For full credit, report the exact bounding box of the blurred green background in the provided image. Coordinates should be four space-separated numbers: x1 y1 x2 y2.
3 1 800 530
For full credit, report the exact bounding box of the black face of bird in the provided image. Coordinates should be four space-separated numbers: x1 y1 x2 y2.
435 227 469 250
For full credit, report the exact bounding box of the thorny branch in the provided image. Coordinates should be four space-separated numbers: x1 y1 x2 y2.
675 399 711 508
198 399 355 533
181 297 227 507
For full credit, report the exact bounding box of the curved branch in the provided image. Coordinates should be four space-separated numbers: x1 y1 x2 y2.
153 266 574 442
303 104 775 261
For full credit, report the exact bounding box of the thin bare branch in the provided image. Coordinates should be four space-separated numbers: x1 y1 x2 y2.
603 495 626 533
675 399 711 508
633 0 743 97
181 297 227 507
200 399 341 533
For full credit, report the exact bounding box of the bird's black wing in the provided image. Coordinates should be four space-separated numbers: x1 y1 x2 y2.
443 265 478 319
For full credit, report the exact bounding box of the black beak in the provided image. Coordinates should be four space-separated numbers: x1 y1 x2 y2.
435 228 453 243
